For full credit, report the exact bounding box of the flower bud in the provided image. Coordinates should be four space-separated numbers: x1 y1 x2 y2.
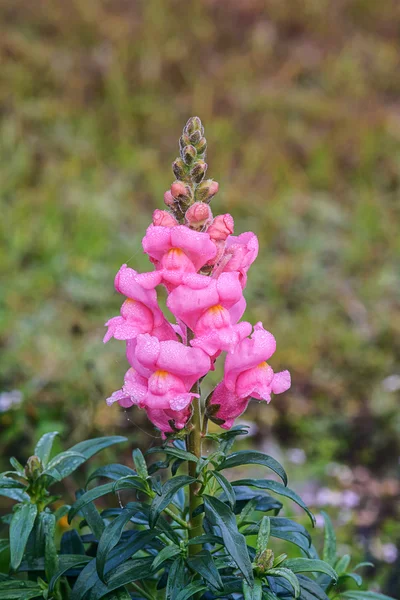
164 190 175 207
182 145 197 165
152 209 178 228
256 549 274 573
172 158 186 180
179 133 191 152
207 213 234 241
24 455 42 481
195 179 219 202
190 160 207 184
195 136 207 155
185 202 213 230
189 130 202 145
185 116 203 136
170 181 188 199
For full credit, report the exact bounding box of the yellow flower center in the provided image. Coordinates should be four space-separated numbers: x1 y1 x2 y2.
154 370 169 379
258 361 269 369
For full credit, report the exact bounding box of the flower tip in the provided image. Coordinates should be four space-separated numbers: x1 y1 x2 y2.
152 209 178 228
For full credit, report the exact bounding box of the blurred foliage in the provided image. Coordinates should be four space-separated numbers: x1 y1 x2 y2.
0 0 399 592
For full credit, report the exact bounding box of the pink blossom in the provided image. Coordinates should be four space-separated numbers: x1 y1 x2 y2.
107 334 210 433
224 322 290 401
214 231 259 288
206 382 249 430
104 265 176 343
207 214 234 242
167 272 252 355
164 190 175 207
185 202 213 230
152 209 178 228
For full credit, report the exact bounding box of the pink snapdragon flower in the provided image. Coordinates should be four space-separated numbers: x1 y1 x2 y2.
206 213 234 266
152 209 178 228
104 265 176 343
213 231 259 288
141 224 217 290
107 333 211 432
167 272 252 356
207 322 291 428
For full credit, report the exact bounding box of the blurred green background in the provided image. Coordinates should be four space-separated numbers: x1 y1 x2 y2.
0 0 399 593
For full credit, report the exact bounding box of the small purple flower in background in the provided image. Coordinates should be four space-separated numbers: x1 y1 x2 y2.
0 390 23 413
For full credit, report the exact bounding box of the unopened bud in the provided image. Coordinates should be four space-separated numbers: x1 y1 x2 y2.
164 190 175 207
172 158 186 180
190 160 207 184
189 130 202 145
153 209 178 228
171 180 188 199
179 133 191 152
25 455 42 480
256 549 274 573
207 213 234 241
185 116 203 136
195 179 219 202
196 136 207 155
182 145 197 165
185 202 213 230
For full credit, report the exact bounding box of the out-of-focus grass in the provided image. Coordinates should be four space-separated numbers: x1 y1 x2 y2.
0 0 399 588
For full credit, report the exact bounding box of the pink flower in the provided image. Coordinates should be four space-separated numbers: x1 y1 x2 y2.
104 265 176 343
213 231 259 288
207 214 234 242
167 272 252 356
142 224 217 290
107 334 210 433
185 202 213 230
152 209 178 228
206 322 291 429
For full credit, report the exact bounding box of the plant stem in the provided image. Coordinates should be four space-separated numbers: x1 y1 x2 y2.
164 507 189 530
187 391 203 555
130 581 154 600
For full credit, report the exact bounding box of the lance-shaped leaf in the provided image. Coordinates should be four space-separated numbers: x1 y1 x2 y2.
96 503 158 582
0 579 43 600
187 549 223 591
86 464 137 485
60 530 85 555
149 475 195 527
282 558 337 581
68 483 116 523
217 451 287 486
166 557 186 599
0 477 26 490
211 471 236 509
34 431 59 466
99 557 154 596
146 446 198 464
335 553 351 574
42 451 87 482
321 511 336 565
152 545 181 571
132 449 148 479
175 582 207 600
68 436 127 460
267 568 300 598
339 593 394 600
243 578 262 600
49 555 92 593
9 503 38 571
204 495 253 586
41 512 59 581
232 478 315 525
257 516 271 554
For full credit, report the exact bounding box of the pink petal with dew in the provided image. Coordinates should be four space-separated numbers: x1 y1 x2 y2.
271 370 291 394
170 226 217 270
207 382 250 430
142 225 174 262
235 363 275 400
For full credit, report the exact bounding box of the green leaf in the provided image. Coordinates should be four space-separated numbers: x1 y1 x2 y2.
339 593 394 600
211 471 236 509
34 432 59 466
283 558 337 581
132 449 148 479
0 579 43 600
68 436 127 460
353 561 374 571
152 545 181 571
86 464 137 485
68 483 115 523
9 458 25 475
321 511 336 565
147 445 198 463
232 479 315 525
243 578 262 600
75 488 105 539
0 488 30 502
9 503 38 571
267 567 300 598
175 582 207 600
97 503 153 582
43 451 87 482
0 539 9 554
149 475 195 527
187 534 223 546
217 451 287 486
335 553 351 574
112 475 150 495
257 516 271 554
41 512 59 581
49 555 92 593
0 477 26 490
263 591 280 600
338 573 362 586
166 557 186 599
101 588 131 600
187 549 223 591
204 494 253 586
101 557 154 596
60 529 85 555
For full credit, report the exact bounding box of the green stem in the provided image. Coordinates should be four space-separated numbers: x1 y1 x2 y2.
164 507 189 530
186 393 203 556
130 581 154 600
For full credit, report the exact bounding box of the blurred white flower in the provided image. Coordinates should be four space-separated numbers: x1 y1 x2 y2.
0 390 23 413
287 448 306 465
382 374 400 392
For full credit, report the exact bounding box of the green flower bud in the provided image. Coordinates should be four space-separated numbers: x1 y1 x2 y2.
185 116 203 136
25 455 43 481
172 158 186 180
195 136 207 156
183 145 197 165
190 160 207 184
256 549 274 573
